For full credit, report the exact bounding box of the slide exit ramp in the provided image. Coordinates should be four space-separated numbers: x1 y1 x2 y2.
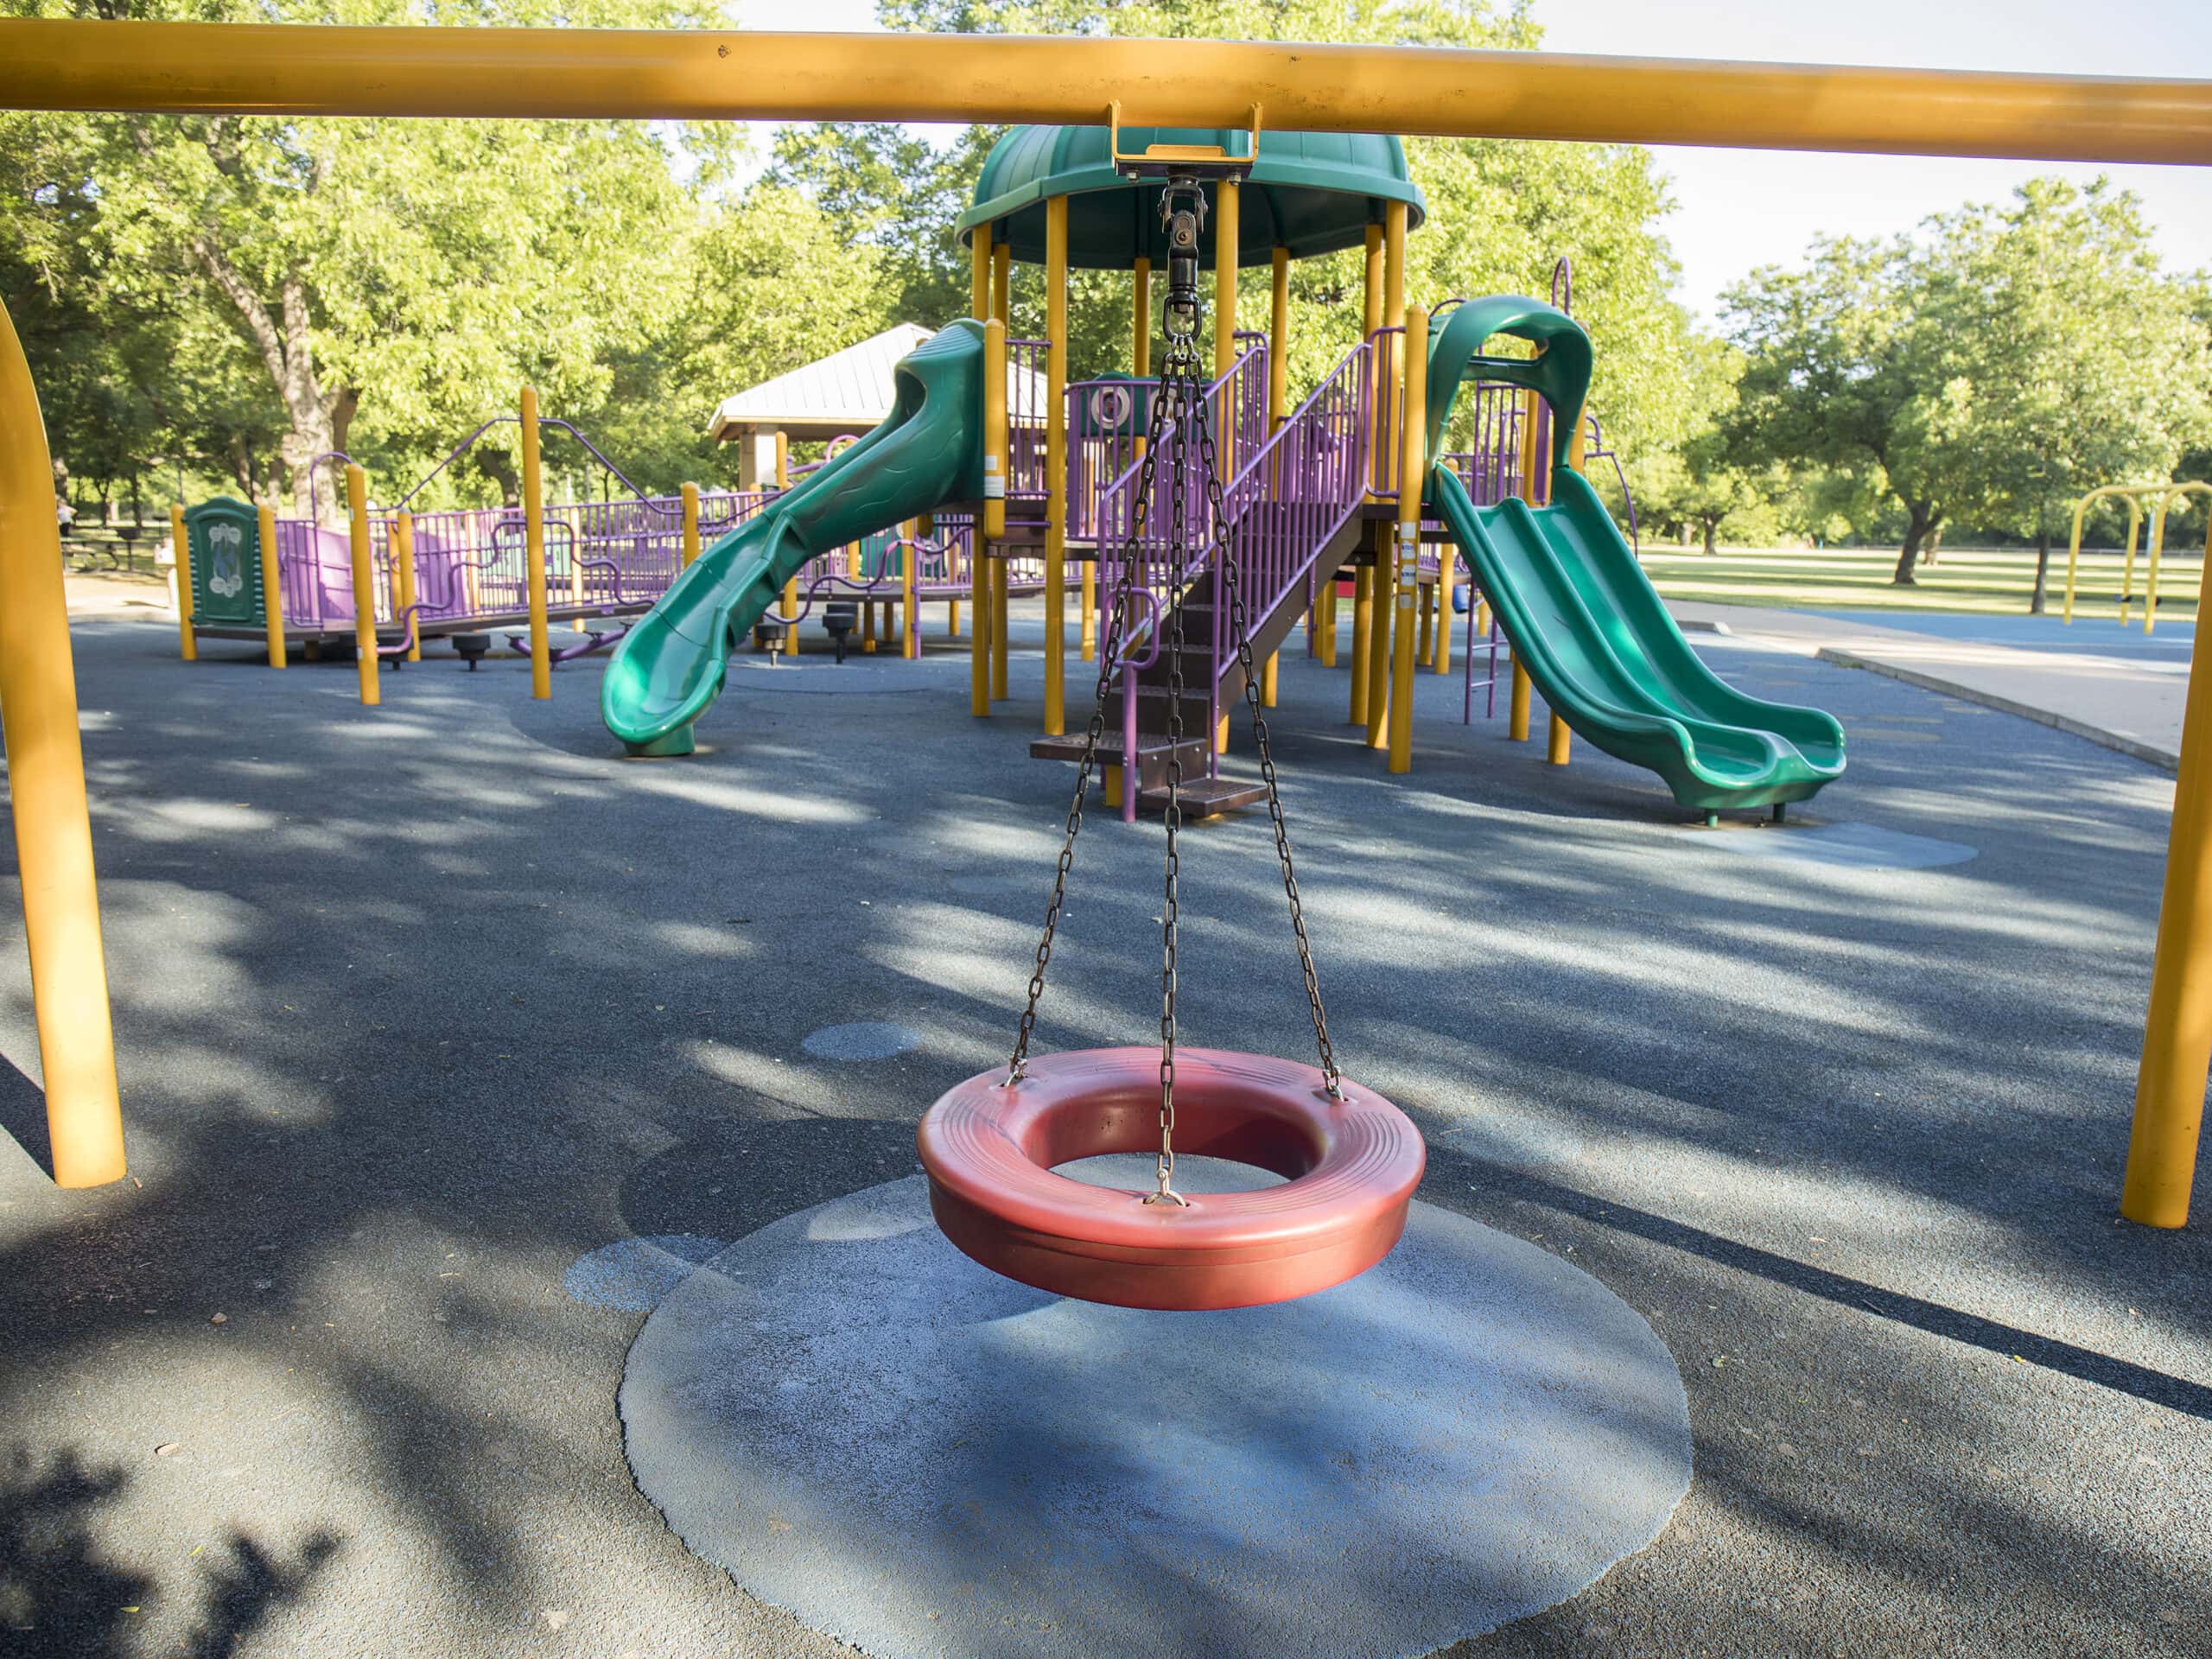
1423 296 1844 814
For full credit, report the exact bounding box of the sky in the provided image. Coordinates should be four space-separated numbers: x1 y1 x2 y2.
733 0 2212 325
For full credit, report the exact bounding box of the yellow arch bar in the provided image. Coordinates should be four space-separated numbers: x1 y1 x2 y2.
2064 482 2210 630
2 23 2210 165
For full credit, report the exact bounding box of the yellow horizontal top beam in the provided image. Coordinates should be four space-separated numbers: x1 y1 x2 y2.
3 22 2210 166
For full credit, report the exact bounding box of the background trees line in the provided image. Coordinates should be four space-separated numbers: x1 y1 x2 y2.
5 0 2209 586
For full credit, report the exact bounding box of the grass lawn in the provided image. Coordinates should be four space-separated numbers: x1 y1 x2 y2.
1637 543 2202 621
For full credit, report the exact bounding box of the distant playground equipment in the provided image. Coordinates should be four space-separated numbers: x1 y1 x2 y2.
601 121 1840 817
2063 480 2211 631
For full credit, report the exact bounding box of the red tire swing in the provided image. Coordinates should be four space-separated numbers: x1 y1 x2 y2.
918 171 1424 1312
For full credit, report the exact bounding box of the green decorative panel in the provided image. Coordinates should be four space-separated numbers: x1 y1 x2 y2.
185 497 264 626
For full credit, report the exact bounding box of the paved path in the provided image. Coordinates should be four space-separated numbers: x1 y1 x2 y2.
1669 601 2191 770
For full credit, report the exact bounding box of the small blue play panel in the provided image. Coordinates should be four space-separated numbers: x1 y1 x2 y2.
620 1166 1692 1658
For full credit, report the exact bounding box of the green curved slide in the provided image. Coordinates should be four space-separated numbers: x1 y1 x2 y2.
1425 297 1845 814
601 320 988 756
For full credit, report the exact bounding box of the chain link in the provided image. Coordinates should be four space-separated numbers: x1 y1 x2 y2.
1190 391 1344 1097
1005 328 1176 1089
1003 175 1343 1214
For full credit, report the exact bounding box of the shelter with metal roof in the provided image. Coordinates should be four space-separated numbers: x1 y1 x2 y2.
709 323 1047 486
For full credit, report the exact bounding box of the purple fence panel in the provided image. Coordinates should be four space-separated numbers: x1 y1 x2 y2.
1008 338 1051 503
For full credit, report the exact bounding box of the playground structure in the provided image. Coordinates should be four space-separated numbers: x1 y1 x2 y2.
599 120 1840 822
2063 480 2212 631
0 26 2203 1268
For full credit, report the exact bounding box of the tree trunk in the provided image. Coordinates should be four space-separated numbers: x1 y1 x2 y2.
1922 524 1944 569
1891 504 1941 585
2030 524 2052 615
1701 517 1719 556
191 240 359 524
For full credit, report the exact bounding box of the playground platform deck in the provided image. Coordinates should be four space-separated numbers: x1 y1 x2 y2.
0 607 2206 1658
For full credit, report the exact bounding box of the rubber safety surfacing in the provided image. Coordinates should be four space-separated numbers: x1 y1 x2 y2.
917 1046 1426 1310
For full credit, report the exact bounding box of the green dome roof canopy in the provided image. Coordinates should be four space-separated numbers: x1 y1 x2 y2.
957 125 1425 270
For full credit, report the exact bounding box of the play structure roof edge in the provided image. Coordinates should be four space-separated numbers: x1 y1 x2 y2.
957 124 1426 269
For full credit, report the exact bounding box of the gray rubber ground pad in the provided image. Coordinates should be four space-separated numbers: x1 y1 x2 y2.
620 1170 1693 1659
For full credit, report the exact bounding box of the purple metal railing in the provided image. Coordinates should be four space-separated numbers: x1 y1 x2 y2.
1092 337 1270 671
1096 337 1370 806
271 484 773 636
1198 340 1375 746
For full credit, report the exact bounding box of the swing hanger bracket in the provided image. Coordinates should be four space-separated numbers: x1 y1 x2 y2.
1105 99 1262 183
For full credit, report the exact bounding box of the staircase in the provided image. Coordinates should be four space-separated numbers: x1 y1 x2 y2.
1033 337 1374 819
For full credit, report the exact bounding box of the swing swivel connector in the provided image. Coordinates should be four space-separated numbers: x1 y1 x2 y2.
1160 176 1206 340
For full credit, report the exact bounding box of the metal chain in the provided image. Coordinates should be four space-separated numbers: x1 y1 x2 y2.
1004 330 1177 1088
1004 174 1341 1217
1153 327 1198 1205
1190 391 1344 1097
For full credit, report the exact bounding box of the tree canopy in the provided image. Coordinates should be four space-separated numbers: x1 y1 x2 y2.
5 0 2208 573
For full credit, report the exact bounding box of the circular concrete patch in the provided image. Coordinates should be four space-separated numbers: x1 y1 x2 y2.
621 1170 1691 1659
563 1234 730 1311
1694 820 1977 870
800 1020 923 1061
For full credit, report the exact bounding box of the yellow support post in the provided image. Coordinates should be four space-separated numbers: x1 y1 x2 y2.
1133 255 1152 378
1043 193 1069 737
902 518 919 659
2124 506 2212 1227
1389 304 1427 774
680 481 700 569
981 313 1007 712
520 386 550 698
394 508 420 661
256 499 284 668
777 432 797 654
344 463 380 706
2144 491 2171 636
0 298 124 1187
1361 222 1383 499
1319 575 1338 667
992 238 1010 342
971 224 991 323
1215 177 1240 412
992 557 1009 702
169 502 196 661
1510 663 1531 741
1133 253 1152 472
1268 241 1290 690
1349 565 1371 723
1366 202 1408 753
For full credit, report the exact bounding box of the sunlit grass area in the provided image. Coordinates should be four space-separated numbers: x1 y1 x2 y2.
1637 544 2203 621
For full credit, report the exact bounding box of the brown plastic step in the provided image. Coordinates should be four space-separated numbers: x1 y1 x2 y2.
1135 776 1268 817
1028 732 1208 768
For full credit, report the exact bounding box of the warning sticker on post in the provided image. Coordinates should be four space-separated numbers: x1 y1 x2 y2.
983 455 1005 500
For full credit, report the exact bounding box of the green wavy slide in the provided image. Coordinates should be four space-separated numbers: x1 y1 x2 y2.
601 320 988 756
1426 297 1845 815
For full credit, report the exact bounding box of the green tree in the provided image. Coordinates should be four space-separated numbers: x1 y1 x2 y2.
1722 235 1980 585
1934 180 2212 612
1625 336 1777 553
7 0 713 518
